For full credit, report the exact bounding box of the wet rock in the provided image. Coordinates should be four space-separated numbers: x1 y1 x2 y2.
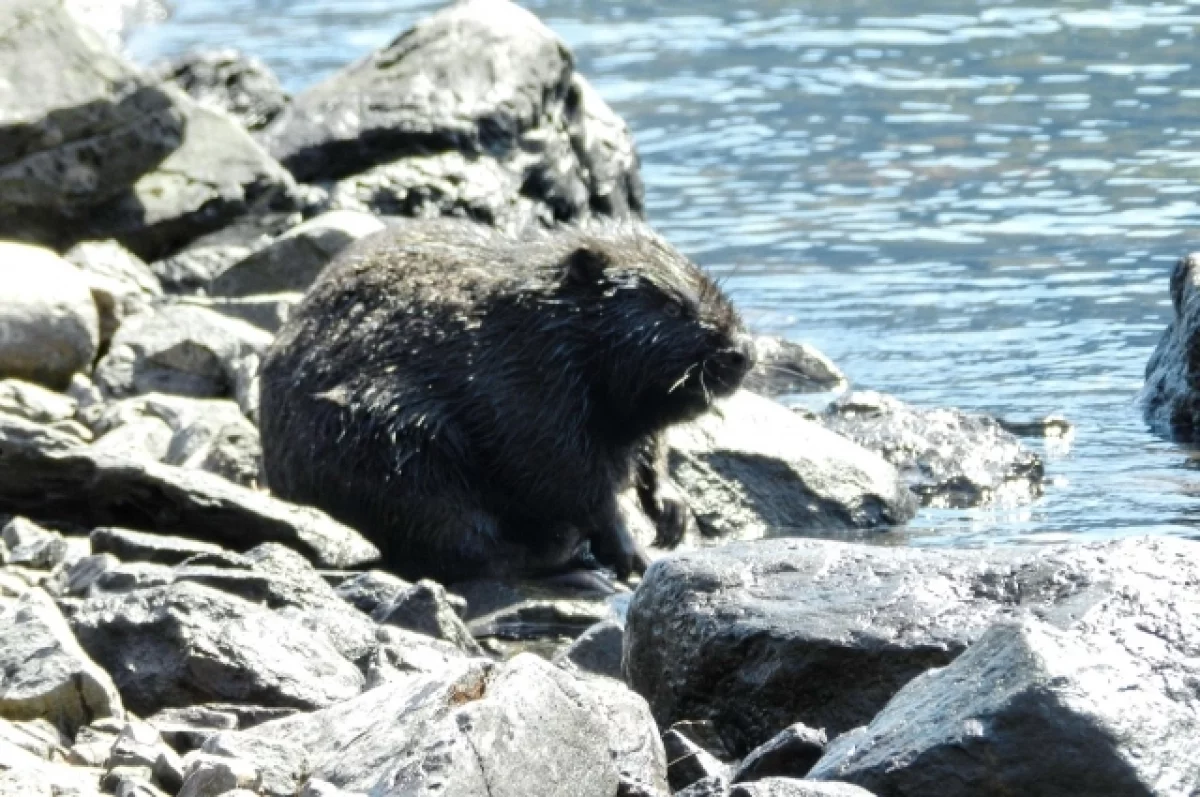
0 243 100 390
0 590 124 734
69 581 364 716
152 49 290 132
0 380 77 425
0 0 295 260
810 614 1199 797
204 654 663 796
94 305 271 401
334 570 412 615
262 0 643 226
663 728 730 792
91 527 223 566
176 752 260 797
666 391 917 538
455 578 617 641
733 723 826 785
731 780 876 797
0 413 379 568
210 210 385 297
552 619 624 680
823 391 1044 508
744 337 847 397
625 535 1198 756
1144 252 1200 439
372 579 482 655
2 517 69 570
64 241 163 348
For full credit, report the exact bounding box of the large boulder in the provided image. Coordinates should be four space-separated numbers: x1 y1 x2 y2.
624 535 1199 756
665 391 917 538
0 243 100 390
822 391 1044 507
1144 252 1200 439
260 0 643 227
151 49 290 132
0 413 379 568
810 615 1200 796
0 0 295 260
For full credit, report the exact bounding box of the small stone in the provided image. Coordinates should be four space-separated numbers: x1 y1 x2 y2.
176 752 261 797
551 619 624 680
664 728 730 793
0 379 77 425
334 570 412 615
2 518 68 570
372 579 482 654
91 527 224 566
152 49 290 132
732 723 827 784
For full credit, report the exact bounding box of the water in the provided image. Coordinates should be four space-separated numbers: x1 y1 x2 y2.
126 0 1200 547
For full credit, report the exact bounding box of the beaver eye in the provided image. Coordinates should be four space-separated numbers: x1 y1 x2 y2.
663 300 683 319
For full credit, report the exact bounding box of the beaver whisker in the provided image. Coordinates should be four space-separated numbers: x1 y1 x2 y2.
668 363 700 394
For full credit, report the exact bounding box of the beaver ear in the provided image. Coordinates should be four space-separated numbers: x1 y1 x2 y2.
563 246 610 288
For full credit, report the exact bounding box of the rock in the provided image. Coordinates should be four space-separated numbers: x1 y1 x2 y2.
2 517 69 570
94 305 271 401
182 294 302 334
69 581 364 716
823 391 1044 508
66 717 123 767
147 704 298 753
64 240 162 347
112 777 171 797
677 776 731 797
152 49 289 132
63 554 121 597
731 780 876 797
148 211 299 294
334 570 412 615
575 675 670 797
1144 253 1200 439
262 0 643 226
205 654 663 796
0 413 380 568
666 391 917 538
0 380 77 425
0 243 100 390
91 527 223 565
624 535 1200 756
210 211 384 296
163 403 261 487
372 579 482 655
0 0 295 260
0 717 70 761
176 752 260 797
0 737 104 795
104 720 184 794
744 338 847 397
90 417 175 461
732 723 826 784
551 619 624 680
663 728 730 793
455 577 617 641
0 589 124 734
810 617 1198 797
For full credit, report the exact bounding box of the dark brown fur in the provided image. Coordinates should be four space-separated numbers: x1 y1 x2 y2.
259 218 753 583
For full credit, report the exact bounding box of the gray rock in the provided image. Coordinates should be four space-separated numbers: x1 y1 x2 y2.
0 717 69 761
0 590 124 734
733 723 827 784
148 211 299 294
92 562 177 595
147 704 298 753
181 294 302 334
731 780 876 797
677 776 732 797
64 240 162 347
372 579 482 655
823 391 1044 508
91 527 223 565
2 517 68 570
69 581 364 716
163 403 262 488
210 211 384 296
455 577 617 641
112 777 170 797
0 380 78 425
624 535 1198 756
0 737 104 795
152 49 290 132
744 338 847 397
176 752 260 797
0 243 100 390
104 720 184 795
664 728 730 793
262 0 642 226
1144 253 1200 439
552 619 624 680
334 570 412 615
810 616 1198 796
206 654 662 796
575 675 670 797
90 417 175 461
94 306 271 401
0 413 380 568
666 391 917 538
63 554 122 597
0 0 295 260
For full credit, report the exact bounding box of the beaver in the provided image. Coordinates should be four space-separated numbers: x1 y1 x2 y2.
258 218 754 585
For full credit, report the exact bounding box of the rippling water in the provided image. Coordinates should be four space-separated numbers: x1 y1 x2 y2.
126 0 1200 547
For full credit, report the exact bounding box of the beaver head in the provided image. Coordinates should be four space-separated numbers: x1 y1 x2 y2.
548 224 755 436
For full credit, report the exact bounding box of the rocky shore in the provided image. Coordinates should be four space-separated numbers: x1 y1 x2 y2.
1 0 1192 795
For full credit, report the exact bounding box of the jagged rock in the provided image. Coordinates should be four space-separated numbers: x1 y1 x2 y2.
731 780 876 797
677 776 732 797
0 589 124 734
147 704 296 753
176 752 260 797
372 579 481 655
0 380 77 425
455 578 616 641
575 675 670 797
0 737 104 795
1144 253 1200 439
261 0 643 228
67 717 123 767
62 554 121 597
0 0 295 259
334 570 412 615
152 49 290 132
810 613 1200 797
91 562 176 595
663 728 730 793
68 581 364 716
0 243 100 390
103 720 185 795
733 723 827 784
148 211 300 294
2 517 68 570
91 527 223 565
0 718 69 761
90 417 175 460
744 338 847 397
823 391 1044 507
551 619 624 680
163 403 261 487
666 391 917 539
625 535 1199 756
182 294 302 334
94 306 271 401
200 654 664 796
210 211 384 297
64 240 163 347
0 413 379 568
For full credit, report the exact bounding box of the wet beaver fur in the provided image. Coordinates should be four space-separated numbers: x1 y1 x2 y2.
259 218 754 584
